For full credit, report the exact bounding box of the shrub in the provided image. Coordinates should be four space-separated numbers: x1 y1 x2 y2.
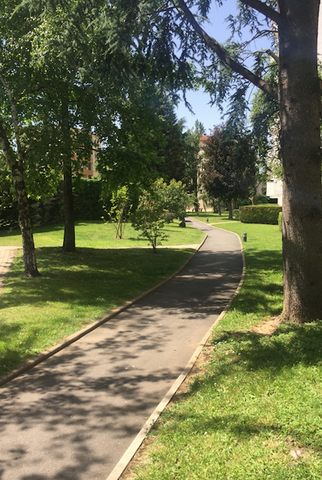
233 208 240 220
254 194 270 204
240 204 282 225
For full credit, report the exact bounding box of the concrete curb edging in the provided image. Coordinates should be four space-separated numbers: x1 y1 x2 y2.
106 218 247 480
0 235 207 388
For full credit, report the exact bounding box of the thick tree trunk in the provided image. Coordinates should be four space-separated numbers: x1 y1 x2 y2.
63 161 76 252
279 0 322 322
217 200 221 216
0 124 39 277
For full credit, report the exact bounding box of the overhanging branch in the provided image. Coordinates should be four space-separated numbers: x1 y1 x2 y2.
239 0 281 26
175 0 278 100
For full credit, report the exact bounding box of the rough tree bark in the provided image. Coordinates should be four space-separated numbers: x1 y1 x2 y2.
0 124 39 276
279 0 322 322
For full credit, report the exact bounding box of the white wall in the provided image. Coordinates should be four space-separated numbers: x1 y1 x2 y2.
266 179 283 205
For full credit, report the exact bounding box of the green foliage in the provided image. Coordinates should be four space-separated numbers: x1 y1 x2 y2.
250 66 279 164
73 178 105 221
151 100 187 183
182 120 205 205
0 178 106 229
255 194 270 205
240 204 282 225
97 89 187 198
131 179 189 252
108 186 132 239
201 125 257 204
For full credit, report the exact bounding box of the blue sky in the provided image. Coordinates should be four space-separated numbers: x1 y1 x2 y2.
175 1 270 133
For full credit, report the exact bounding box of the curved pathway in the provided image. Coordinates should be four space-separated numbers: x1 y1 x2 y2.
0 218 243 480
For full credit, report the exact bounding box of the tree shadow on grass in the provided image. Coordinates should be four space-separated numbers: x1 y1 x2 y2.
157 321 322 473
210 321 322 373
0 247 193 310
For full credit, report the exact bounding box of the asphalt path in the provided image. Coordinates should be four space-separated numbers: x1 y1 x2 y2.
0 218 243 480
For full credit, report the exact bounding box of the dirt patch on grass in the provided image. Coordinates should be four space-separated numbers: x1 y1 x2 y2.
250 316 283 336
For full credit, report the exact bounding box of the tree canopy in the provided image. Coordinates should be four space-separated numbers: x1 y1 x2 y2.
201 124 256 217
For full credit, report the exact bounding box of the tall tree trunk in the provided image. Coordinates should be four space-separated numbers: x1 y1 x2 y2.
228 199 233 219
0 124 39 277
63 160 76 252
217 200 221 216
279 0 322 322
13 164 40 276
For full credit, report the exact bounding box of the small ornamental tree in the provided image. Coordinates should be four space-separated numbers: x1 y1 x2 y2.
200 125 256 219
131 178 188 252
109 186 132 239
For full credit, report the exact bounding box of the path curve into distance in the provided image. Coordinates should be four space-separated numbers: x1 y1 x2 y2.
0 218 243 480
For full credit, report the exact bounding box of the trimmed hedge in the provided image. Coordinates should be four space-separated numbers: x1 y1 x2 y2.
239 204 282 225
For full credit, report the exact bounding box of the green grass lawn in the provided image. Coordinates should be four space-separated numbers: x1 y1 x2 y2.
126 216 322 480
0 219 204 248
0 220 204 378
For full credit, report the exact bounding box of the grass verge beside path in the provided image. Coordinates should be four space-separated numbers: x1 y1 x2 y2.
0 219 203 248
123 215 322 480
0 220 203 379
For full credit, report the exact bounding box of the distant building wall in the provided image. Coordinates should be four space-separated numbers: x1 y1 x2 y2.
266 178 283 205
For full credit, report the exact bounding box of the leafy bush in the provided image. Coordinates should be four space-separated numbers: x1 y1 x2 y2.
233 208 240 220
239 204 282 224
254 194 270 204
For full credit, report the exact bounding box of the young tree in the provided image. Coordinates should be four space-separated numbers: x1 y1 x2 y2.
201 125 256 218
108 186 132 239
131 178 189 252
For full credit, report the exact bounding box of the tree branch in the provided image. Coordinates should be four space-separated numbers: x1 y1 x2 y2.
175 0 278 100
239 0 281 26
